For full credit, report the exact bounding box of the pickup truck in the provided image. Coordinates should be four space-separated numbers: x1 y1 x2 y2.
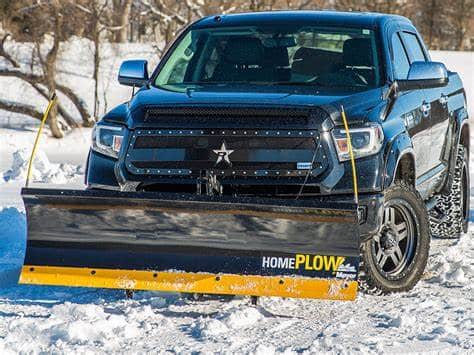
85 11 470 294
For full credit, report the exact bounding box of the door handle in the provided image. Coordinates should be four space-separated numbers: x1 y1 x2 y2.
439 94 448 106
421 102 431 117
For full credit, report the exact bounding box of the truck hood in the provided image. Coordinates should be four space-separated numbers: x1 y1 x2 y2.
106 85 384 129
131 85 353 107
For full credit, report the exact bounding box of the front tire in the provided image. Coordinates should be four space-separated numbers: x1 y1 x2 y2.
361 181 430 293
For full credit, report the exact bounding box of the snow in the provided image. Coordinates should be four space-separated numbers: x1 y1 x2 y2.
2 148 83 184
193 304 264 337
0 131 472 354
0 48 473 353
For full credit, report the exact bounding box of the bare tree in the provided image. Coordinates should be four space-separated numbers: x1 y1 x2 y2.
111 0 133 42
0 0 96 138
0 0 95 137
74 0 111 119
447 0 474 50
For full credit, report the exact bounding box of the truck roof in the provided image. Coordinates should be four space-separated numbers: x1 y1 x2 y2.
193 10 411 30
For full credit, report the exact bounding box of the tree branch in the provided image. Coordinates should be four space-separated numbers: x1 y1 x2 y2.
0 69 92 127
0 99 43 121
30 82 79 128
0 35 20 68
56 83 94 127
140 0 187 26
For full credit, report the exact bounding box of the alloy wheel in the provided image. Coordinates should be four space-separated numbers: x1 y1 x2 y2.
371 200 418 277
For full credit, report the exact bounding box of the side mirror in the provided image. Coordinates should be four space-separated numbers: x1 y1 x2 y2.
397 61 448 91
118 60 149 87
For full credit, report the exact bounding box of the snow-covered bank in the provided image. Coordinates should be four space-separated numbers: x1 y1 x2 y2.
3 148 83 184
0 127 90 208
0 130 473 353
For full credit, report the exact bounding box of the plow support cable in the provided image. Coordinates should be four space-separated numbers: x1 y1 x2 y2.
340 105 359 205
25 93 57 188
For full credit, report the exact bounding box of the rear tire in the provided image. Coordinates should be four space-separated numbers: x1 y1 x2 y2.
360 181 430 293
429 146 469 238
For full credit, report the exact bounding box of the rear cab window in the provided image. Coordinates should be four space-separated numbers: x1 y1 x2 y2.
391 33 411 80
400 32 426 63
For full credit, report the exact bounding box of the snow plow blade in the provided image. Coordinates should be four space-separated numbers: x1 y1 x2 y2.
20 188 360 300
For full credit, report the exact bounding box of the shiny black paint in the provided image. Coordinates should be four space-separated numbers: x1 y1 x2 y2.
86 150 120 189
118 60 149 87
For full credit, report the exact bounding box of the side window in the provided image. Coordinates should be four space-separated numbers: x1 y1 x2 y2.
401 32 426 63
391 33 410 80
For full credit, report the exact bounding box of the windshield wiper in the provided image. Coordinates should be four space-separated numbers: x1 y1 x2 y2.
269 81 318 86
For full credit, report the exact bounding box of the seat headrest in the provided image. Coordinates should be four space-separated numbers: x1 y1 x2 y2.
292 47 342 76
264 46 289 67
223 37 264 65
343 38 373 67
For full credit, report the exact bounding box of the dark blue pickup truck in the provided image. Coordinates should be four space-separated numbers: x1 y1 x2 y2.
23 11 469 298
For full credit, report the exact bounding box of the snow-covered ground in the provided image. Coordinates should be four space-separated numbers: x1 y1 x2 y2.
0 132 473 354
0 48 473 353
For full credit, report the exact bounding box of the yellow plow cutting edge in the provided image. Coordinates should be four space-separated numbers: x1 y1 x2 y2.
20 266 358 300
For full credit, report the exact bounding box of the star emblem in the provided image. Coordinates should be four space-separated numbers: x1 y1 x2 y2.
213 141 234 166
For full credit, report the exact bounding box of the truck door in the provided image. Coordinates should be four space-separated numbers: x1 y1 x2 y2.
390 32 432 178
400 32 450 175
401 31 449 180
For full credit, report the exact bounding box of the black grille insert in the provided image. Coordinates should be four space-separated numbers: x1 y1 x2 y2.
134 136 316 150
125 129 328 177
142 106 328 129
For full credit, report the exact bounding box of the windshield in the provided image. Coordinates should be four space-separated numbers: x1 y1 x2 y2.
154 25 382 90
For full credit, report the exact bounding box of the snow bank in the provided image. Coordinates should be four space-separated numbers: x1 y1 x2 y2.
2 148 82 185
193 305 264 337
0 208 25 287
0 128 89 208
427 232 473 287
0 302 142 353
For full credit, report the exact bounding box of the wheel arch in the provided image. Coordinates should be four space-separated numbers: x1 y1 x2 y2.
442 111 470 193
383 132 416 188
459 121 470 153
394 153 416 187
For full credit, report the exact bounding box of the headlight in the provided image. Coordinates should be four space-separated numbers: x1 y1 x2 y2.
332 123 384 161
91 123 125 158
